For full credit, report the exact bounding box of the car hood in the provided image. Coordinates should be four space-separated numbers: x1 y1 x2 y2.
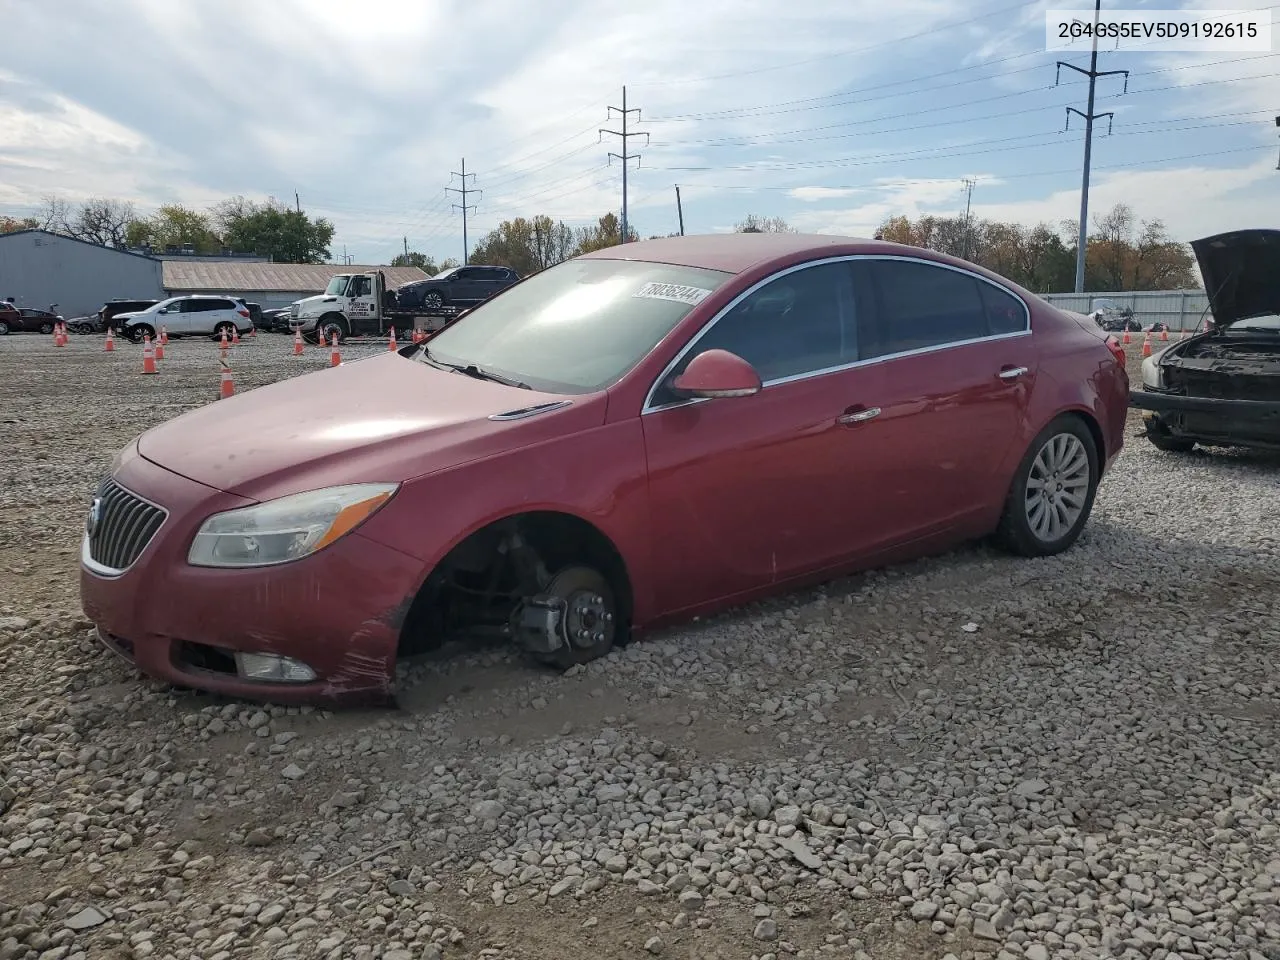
1191 228 1280 327
135 351 601 501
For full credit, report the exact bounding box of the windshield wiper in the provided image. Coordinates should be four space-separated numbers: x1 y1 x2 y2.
418 347 530 389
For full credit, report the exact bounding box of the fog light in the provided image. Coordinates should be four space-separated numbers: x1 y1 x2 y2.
234 652 316 682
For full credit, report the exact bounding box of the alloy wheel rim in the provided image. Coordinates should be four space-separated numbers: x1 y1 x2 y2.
1024 433 1090 542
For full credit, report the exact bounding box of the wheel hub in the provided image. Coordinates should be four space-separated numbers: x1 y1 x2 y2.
567 591 613 648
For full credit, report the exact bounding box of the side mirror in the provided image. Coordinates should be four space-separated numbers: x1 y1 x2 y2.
671 349 762 399
158 307 169 314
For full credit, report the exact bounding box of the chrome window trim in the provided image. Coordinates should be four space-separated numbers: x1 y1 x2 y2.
80 478 170 578
640 253 1032 416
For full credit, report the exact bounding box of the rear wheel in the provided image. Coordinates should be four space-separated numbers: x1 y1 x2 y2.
39 321 54 335
996 415 1100 558
0 320 8 335
422 291 445 312
213 321 236 340
1144 416 1196 453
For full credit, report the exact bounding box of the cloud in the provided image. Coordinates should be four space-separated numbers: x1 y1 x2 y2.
0 0 1274 265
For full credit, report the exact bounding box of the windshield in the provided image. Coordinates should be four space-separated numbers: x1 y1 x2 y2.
421 257 733 394
433 267 460 280
324 276 350 296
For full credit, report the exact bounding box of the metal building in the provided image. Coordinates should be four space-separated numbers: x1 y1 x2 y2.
1040 289 1210 331
161 262 429 310
0 230 165 319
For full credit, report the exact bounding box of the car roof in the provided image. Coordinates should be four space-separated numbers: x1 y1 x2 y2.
576 232 887 274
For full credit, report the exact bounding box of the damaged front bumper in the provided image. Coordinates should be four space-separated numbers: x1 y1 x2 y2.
79 449 422 705
1129 388 1280 448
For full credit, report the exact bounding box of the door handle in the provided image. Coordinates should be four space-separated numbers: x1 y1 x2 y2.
998 366 1028 380
837 406 881 425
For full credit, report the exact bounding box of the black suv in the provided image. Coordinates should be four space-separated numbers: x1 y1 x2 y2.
396 265 519 313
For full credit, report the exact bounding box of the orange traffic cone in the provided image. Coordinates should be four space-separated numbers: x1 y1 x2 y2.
142 338 158 375
1142 334 1152 358
232 326 240 345
329 333 341 367
160 325 169 345
154 335 165 360
219 357 234 399
1159 327 1168 341
105 328 115 352
293 329 304 356
387 326 397 351
53 323 64 347
220 328 229 349
1121 328 1132 345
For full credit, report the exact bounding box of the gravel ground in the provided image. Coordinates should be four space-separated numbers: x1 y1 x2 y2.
1 331 1277 960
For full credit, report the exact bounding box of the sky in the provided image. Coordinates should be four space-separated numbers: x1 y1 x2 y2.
0 0 1276 267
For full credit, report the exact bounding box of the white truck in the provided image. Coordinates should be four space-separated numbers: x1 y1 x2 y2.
288 270 455 343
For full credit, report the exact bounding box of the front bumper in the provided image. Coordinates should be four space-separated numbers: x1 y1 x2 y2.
78 447 423 705
1129 388 1280 448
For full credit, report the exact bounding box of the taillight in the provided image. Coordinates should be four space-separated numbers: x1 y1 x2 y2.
237 309 249 318
1105 334 1125 370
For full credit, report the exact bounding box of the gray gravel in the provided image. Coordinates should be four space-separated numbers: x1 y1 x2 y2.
1 334 1277 960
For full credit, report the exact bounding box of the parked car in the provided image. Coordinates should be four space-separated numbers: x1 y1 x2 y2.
0 300 62 334
115 295 253 342
79 233 1128 705
396 265 520 312
0 299 21 334
236 300 264 329
261 308 292 332
99 299 161 333
1130 227 1280 453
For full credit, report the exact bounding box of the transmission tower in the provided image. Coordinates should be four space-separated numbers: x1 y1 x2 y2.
446 158 480 264
600 86 649 244
1056 0 1130 293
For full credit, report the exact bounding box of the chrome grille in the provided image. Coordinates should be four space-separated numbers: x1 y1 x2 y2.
87 477 167 572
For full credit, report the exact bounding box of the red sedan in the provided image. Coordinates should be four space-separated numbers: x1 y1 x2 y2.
79 234 1128 705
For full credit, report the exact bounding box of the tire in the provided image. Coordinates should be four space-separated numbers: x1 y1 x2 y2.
317 316 347 345
1144 417 1195 453
39 322 54 335
995 415 1100 558
0 321 8 335
128 323 155 344
530 565 619 670
213 321 236 340
422 291 445 312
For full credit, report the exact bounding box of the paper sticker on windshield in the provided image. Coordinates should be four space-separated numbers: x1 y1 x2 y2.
633 281 713 306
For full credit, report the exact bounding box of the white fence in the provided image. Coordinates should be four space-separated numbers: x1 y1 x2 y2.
1040 289 1210 331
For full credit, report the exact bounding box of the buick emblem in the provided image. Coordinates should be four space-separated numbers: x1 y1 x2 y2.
86 497 102 538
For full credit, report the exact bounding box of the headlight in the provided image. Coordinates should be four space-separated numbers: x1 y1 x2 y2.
1140 354 1163 389
188 483 398 568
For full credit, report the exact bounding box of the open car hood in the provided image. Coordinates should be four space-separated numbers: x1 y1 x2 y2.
1191 228 1280 327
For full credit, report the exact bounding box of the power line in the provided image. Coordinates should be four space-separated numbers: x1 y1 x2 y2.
445 158 479 265
1058 0 1130 294
600 86 648 244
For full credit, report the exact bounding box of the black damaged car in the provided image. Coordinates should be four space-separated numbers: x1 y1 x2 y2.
1130 228 1280 453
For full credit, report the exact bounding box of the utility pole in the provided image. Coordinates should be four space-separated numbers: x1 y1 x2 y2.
295 192 301 214
1274 115 1279 169
600 86 648 244
403 236 409 260
446 159 479 264
1057 0 1129 293
960 178 976 261
675 186 685 236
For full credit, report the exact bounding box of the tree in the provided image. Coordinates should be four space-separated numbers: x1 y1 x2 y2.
734 214 796 234
126 204 221 253
392 251 440 273
572 212 639 256
211 195 334 263
470 215 577 275
873 205 1194 294
0 216 37 234
35 195 136 247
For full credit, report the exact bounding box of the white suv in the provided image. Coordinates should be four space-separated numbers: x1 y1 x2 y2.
117 295 252 342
